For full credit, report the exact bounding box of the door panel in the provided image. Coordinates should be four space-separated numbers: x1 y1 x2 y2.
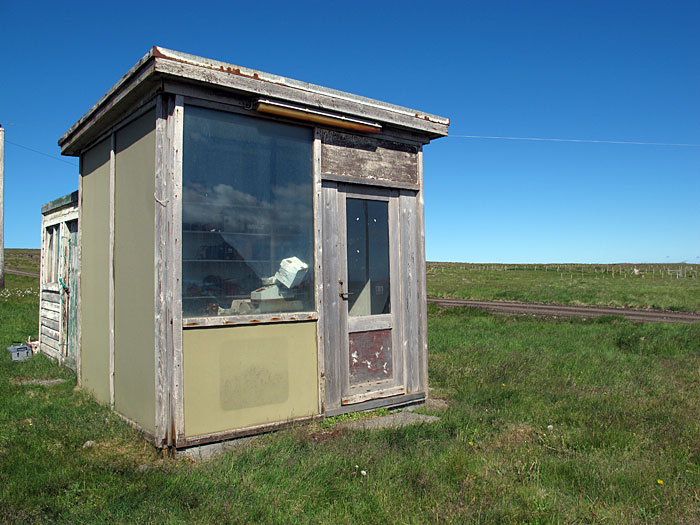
337 184 404 404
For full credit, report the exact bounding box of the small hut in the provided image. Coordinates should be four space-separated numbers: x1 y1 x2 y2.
39 191 79 369
58 47 449 450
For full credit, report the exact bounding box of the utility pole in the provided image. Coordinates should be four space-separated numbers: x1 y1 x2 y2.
0 124 4 289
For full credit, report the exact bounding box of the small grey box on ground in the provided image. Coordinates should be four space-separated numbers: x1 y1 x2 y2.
7 344 33 361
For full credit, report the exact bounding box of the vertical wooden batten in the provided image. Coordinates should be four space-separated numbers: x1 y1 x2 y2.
321 180 340 409
38 212 46 352
313 128 325 413
416 148 428 394
154 95 169 446
76 159 83 385
108 133 116 409
170 95 185 446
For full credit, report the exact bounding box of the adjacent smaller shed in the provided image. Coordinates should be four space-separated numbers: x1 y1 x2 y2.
39 191 79 370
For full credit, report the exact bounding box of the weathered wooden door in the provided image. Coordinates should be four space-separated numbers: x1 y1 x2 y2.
64 220 79 370
333 184 404 405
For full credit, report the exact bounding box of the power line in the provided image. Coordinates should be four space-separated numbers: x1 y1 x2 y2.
449 135 700 147
4 139 77 167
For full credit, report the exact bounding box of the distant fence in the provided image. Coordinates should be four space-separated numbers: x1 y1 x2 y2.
426 263 698 280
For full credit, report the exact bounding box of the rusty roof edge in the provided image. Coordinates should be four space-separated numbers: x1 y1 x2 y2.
59 46 450 153
58 48 157 149
153 47 450 127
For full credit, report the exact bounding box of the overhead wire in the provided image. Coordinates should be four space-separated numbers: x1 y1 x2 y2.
449 135 700 147
4 139 78 167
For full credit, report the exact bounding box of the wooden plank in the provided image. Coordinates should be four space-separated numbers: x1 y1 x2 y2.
321 130 419 185
41 317 60 332
183 311 318 328
163 95 176 447
347 314 392 333
337 186 351 403
43 207 79 227
313 128 325 414
66 220 79 371
59 57 158 155
154 94 169 447
153 57 449 137
40 308 60 322
41 291 61 304
326 392 424 417
389 189 404 390
416 148 429 395
41 191 79 215
174 80 433 147
58 219 66 360
41 342 62 360
321 181 341 411
321 172 419 191
42 301 61 314
400 190 420 393
170 95 185 446
41 339 61 352
76 160 83 385
41 325 61 343
109 133 116 410
342 386 405 405
180 414 321 449
41 334 60 348
38 215 47 349
42 282 61 293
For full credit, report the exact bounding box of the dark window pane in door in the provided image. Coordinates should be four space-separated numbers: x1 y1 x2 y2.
346 198 390 316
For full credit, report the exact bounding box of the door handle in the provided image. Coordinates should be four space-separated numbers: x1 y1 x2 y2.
339 279 354 300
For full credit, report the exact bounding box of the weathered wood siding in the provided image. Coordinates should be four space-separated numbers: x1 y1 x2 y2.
320 130 419 186
114 109 157 433
39 286 62 357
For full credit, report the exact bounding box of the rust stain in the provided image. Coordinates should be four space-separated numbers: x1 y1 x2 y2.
151 46 166 59
157 49 265 82
249 319 261 324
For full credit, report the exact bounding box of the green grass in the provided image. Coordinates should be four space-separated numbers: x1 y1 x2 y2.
1 274 40 345
4 248 41 274
428 262 700 311
2 290 699 522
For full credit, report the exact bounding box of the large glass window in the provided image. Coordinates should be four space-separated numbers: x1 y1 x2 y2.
182 106 314 318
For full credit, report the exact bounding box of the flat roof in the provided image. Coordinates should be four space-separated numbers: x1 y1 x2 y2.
42 190 78 215
59 47 449 155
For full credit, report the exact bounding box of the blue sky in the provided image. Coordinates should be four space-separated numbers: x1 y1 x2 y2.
2 0 698 263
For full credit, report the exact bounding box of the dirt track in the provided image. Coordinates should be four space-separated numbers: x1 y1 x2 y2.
4 268 40 278
428 297 700 324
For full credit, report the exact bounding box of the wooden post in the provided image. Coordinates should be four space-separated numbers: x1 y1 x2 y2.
0 124 4 289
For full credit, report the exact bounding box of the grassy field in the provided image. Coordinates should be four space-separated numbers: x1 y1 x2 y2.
4 248 41 274
428 262 700 312
2 262 699 523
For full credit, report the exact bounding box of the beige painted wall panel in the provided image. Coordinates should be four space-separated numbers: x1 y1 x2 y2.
80 138 111 403
183 322 319 437
114 110 156 433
